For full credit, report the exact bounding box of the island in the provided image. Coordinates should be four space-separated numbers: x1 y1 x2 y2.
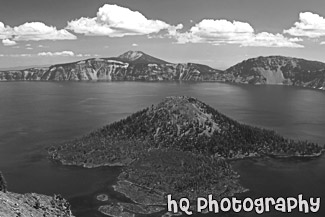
48 96 324 216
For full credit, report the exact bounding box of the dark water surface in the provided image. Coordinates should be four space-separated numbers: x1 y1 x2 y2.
0 82 324 216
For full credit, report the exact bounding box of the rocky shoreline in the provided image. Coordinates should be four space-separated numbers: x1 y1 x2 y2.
0 191 74 217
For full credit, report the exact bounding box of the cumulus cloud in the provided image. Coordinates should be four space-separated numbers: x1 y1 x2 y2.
241 32 304 48
66 4 182 37
284 12 325 38
174 19 254 44
38 51 75 57
0 22 12 40
12 22 76 41
172 19 303 48
0 21 76 45
2 38 17 46
132 43 138 47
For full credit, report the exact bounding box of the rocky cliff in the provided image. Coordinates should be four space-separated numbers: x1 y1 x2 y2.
224 56 325 90
0 67 48 81
0 191 74 217
0 51 222 82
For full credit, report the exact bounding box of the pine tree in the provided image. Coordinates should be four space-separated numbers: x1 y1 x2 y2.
0 171 8 193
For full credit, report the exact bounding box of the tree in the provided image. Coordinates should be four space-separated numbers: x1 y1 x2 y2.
0 171 7 193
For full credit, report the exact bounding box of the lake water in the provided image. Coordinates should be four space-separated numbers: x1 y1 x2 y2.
0 81 324 217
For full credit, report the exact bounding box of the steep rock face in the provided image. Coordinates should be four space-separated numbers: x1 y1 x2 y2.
0 68 48 81
0 51 222 82
0 191 74 217
41 60 222 81
224 56 325 89
41 59 129 81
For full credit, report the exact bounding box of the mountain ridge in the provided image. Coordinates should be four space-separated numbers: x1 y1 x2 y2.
0 51 324 90
224 55 325 89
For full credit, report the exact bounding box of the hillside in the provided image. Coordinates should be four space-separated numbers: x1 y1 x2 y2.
224 56 325 89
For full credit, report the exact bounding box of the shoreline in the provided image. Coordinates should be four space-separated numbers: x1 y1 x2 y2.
1 79 324 92
51 149 325 168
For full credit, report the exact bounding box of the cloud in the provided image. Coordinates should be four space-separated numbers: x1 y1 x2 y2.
75 53 92 57
38 44 49 48
321 41 325 45
171 19 303 48
0 22 12 40
0 21 76 45
0 51 93 58
5 53 32 57
66 4 182 37
241 32 304 48
284 12 325 38
174 19 254 44
2 38 17 46
37 51 93 57
12 22 77 41
38 51 75 56
132 43 138 47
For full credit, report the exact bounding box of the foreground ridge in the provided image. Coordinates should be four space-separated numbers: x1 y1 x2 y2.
0 191 74 217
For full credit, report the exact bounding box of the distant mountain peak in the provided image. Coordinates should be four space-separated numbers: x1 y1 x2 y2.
117 50 169 64
118 51 144 61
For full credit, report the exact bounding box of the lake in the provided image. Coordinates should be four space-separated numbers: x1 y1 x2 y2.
0 81 324 216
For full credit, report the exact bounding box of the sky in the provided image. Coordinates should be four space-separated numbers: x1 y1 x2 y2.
1 0 325 69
